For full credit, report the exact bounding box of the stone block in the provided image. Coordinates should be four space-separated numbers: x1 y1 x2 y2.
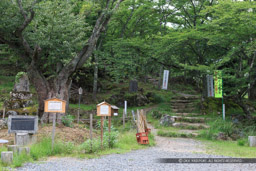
1 151 13 165
248 136 256 147
15 133 37 146
7 145 20 154
18 147 30 155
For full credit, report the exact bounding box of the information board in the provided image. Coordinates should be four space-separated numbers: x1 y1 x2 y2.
100 105 109 115
8 115 38 134
44 98 66 113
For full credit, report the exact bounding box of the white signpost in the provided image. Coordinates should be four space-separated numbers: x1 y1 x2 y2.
207 75 214 97
162 70 169 90
124 101 127 116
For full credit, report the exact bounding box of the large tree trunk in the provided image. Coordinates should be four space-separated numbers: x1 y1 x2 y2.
27 64 72 123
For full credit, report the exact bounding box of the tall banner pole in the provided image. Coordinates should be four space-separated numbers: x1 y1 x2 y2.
222 72 225 120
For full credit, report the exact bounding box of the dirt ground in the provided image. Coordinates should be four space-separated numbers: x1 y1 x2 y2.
0 124 98 145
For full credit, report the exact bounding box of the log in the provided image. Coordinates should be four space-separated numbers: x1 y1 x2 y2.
1 151 13 164
248 136 256 147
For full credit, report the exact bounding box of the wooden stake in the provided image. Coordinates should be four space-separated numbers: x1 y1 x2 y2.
52 113 56 151
108 116 111 133
108 116 111 147
123 110 125 129
101 116 103 149
90 114 93 152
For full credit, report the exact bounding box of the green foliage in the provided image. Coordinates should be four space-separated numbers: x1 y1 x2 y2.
104 131 119 148
62 115 74 128
13 152 32 167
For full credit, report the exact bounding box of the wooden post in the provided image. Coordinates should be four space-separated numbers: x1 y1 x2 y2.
90 114 93 152
108 116 111 147
52 113 56 151
123 110 125 129
108 116 111 133
3 107 5 119
101 116 103 149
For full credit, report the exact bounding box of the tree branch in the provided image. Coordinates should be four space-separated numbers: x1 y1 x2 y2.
59 0 124 78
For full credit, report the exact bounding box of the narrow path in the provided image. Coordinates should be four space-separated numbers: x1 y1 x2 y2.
148 124 206 154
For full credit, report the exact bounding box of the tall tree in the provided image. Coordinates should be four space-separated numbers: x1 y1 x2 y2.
0 0 123 119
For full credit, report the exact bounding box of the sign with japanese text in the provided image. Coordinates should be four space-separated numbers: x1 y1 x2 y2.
214 70 222 98
207 75 214 97
162 70 169 90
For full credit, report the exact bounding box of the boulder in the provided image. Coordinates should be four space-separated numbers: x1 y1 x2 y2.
0 119 7 129
160 115 175 126
13 74 30 92
6 110 18 116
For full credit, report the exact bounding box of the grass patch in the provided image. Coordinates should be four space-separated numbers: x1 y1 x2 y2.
0 130 155 169
203 139 256 158
69 104 95 111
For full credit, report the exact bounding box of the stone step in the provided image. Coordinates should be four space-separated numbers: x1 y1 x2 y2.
157 130 198 138
171 96 200 100
174 113 202 116
171 116 206 123
170 100 196 103
171 105 195 109
172 108 196 113
172 122 209 130
170 102 194 106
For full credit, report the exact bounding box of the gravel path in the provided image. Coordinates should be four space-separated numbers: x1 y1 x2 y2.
16 124 256 171
16 147 256 171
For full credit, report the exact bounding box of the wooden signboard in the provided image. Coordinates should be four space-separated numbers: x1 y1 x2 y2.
97 102 112 116
44 98 66 113
8 115 38 134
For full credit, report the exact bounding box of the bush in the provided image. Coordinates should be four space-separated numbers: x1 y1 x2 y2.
104 131 119 148
62 115 74 127
80 139 102 153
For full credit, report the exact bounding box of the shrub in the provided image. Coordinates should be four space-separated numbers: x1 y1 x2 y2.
80 139 102 153
62 115 74 127
104 131 119 148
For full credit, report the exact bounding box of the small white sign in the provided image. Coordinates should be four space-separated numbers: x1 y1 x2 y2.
124 101 127 116
162 70 169 90
100 105 109 115
48 101 62 111
114 113 118 116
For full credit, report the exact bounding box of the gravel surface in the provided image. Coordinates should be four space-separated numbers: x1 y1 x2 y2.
16 147 256 171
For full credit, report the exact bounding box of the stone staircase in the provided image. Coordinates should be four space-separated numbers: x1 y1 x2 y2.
160 94 209 137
